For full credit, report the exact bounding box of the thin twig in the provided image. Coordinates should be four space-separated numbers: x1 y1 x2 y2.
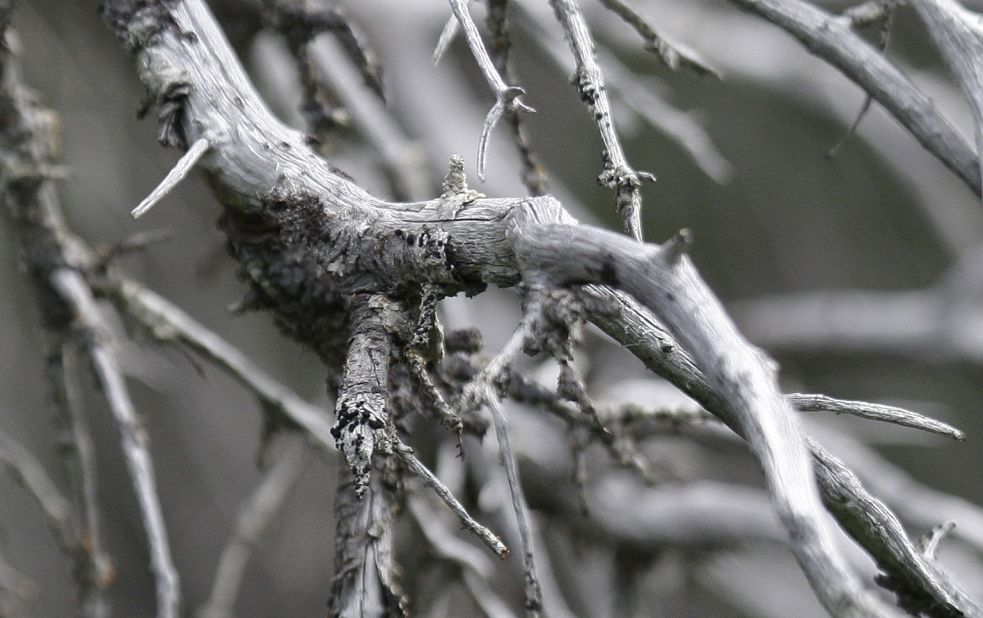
102 277 335 451
446 0 535 180
52 268 180 618
432 14 460 66
549 0 654 240
919 522 956 561
828 3 896 157
407 495 515 618
484 388 543 616
0 426 76 552
595 0 718 76
514 4 731 183
404 349 464 436
790 393 964 441
198 437 306 618
131 136 210 218
457 317 530 417
398 444 509 559
61 344 115 612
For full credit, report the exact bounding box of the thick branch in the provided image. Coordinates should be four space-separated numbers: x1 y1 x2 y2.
583 287 976 615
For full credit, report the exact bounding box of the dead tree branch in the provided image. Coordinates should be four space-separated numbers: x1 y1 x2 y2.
730 0 981 197
0 13 175 615
96 0 983 614
549 0 654 240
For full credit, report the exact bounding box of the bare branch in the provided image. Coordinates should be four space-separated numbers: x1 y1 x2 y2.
51 269 180 618
131 136 210 218
102 277 335 451
812 427 983 560
329 460 404 617
59 345 115 614
485 389 544 616
329 294 404 615
445 0 534 180
912 0 983 204
585 288 975 614
729 0 981 196
595 0 719 76
98 1 953 612
198 437 306 618
332 294 397 498
0 426 76 553
790 394 965 441
809 438 978 615
549 0 654 240
398 445 509 559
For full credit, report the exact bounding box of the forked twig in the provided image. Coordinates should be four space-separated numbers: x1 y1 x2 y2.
444 0 535 180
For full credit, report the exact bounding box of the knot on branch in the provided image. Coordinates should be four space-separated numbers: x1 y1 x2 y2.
597 154 655 194
440 155 484 214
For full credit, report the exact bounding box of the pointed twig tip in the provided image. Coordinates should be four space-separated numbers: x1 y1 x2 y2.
662 228 692 264
131 136 210 219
